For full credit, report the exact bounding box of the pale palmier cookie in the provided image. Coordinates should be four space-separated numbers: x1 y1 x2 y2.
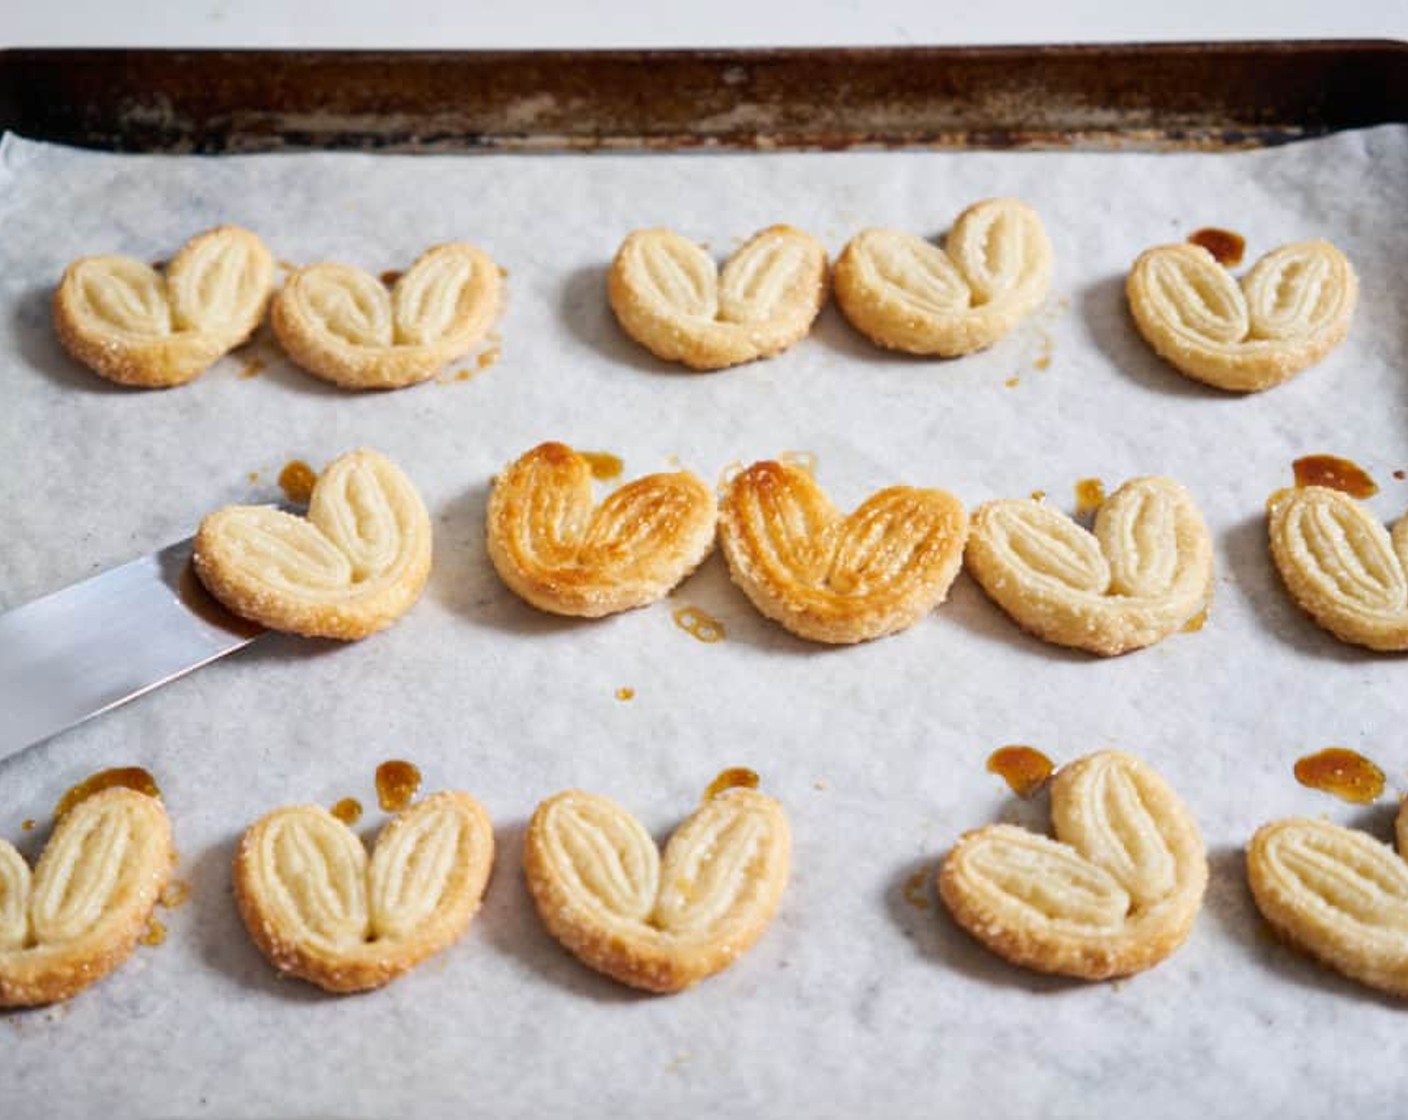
193 448 432 640
966 476 1213 656
272 243 501 389
939 751 1207 979
1127 239 1357 392
832 198 1053 357
1267 486 1408 651
607 225 828 370
53 225 274 388
0 789 173 1007
235 791 494 993
1247 806 1408 997
717 459 968 644
524 782 790 993
486 441 717 618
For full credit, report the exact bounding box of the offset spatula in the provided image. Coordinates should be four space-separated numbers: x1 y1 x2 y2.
0 537 264 759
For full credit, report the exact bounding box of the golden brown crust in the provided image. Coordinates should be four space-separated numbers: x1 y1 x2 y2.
1127 239 1357 392
193 448 432 640
717 459 968 644
0 789 174 1008
53 225 274 388
607 225 829 370
833 198 1053 356
965 476 1213 656
271 243 502 389
486 442 717 618
523 786 790 993
939 751 1206 980
234 791 494 994
1267 486 1408 652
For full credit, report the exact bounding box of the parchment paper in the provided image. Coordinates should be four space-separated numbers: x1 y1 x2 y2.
1 125 1405 1119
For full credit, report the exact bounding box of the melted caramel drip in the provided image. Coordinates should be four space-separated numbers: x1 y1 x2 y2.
1187 227 1247 268
477 347 500 371
330 797 363 826
673 606 726 643
376 761 422 813
247 471 260 484
1292 455 1379 499
615 687 636 701
1030 489 1047 502
160 880 191 909
1395 470 1407 481
20 819 35 832
1033 354 1052 371
1182 608 1209 633
150 259 168 272
580 451 624 481
140 918 167 947
278 459 318 504
54 768 161 822
178 561 264 637
1074 478 1106 516
986 745 1055 799
704 767 760 800
1294 747 1385 804
1004 376 1021 388
379 269 403 286
239 355 267 380
902 869 932 910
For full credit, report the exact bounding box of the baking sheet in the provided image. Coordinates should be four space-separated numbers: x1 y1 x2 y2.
1 125 1406 1119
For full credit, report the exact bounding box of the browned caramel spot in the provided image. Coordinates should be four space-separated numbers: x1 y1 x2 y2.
54 767 161 822
673 606 725 643
1030 489 1047 502
1292 455 1378 499
278 459 318 504
580 451 624 481
1074 478 1106 516
1294 747 1385 804
704 767 760 801
1005 376 1020 388
239 356 266 380
150 259 168 272
1187 227 1246 268
615 687 635 701
477 347 501 371
330 798 363 826
160 880 191 909
178 561 264 637
140 918 167 947
379 269 403 287
986 745 1054 799
903 870 931 910
376 760 422 813
1182 608 1209 633
1395 470 1406 481
20 820 35 832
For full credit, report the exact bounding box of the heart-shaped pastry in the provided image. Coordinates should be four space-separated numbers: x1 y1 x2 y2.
939 751 1207 979
272 243 502 389
193 448 432 640
234 790 494 993
965 476 1213 656
1127 239 1357 392
0 788 173 1007
1267 485 1408 651
1249 809 1408 997
486 441 717 617
524 782 790 993
833 198 1053 356
717 458 968 644
54 225 274 388
608 224 828 370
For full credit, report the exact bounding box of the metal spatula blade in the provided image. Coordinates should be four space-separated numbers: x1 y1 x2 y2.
0 537 264 759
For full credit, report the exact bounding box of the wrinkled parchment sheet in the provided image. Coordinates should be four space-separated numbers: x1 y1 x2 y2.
1 126 1405 1119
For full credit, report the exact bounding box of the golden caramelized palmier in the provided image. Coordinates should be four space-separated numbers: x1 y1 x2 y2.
54 225 274 388
965 476 1212 656
235 791 494 993
940 751 1207 979
833 198 1053 356
0 789 173 1007
193 448 432 640
486 441 717 618
1267 486 1408 651
272 243 501 389
1127 239 1356 392
524 782 790 993
607 224 828 370
717 459 967 644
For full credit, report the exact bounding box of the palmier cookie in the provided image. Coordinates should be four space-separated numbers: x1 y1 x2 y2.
486 442 716 618
1267 485 1408 651
194 448 431 640
717 458 967 644
1128 239 1356 392
966 477 1212 656
524 780 789 993
272 243 501 389
235 791 493 993
54 225 274 388
833 198 1053 357
0 788 173 1007
608 225 828 370
940 751 1207 979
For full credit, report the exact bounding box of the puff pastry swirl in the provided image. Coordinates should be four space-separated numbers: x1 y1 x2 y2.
54 225 274 388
